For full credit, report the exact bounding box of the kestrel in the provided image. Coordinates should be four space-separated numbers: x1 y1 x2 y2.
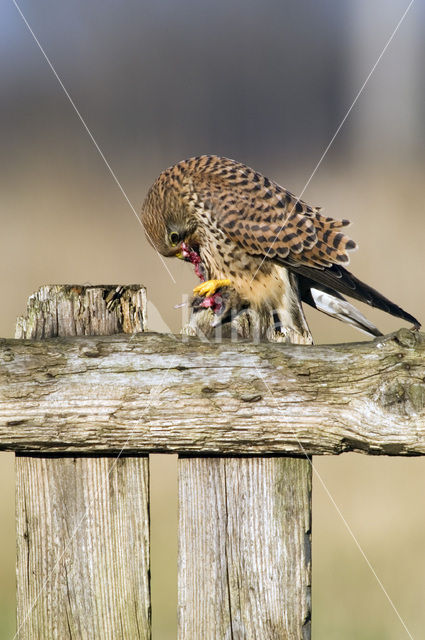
141 155 420 338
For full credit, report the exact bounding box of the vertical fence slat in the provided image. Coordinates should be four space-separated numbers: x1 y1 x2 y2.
15 285 151 640
16 456 150 639
178 457 311 640
179 299 312 639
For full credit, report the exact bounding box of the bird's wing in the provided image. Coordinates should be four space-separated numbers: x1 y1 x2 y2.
190 170 420 328
191 170 355 268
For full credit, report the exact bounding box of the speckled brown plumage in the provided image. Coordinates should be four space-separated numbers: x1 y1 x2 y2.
141 155 420 336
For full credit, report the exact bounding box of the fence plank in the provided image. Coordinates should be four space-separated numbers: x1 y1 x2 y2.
16 456 150 639
178 299 312 639
178 457 311 639
15 285 151 640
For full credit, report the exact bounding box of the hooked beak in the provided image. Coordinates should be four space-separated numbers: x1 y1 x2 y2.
175 242 189 260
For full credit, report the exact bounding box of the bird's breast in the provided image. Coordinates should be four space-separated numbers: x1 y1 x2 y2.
232 263 290 309
192 211 289 309
199 239 287 309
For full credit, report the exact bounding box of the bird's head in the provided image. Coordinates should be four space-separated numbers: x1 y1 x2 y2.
141 178 197 258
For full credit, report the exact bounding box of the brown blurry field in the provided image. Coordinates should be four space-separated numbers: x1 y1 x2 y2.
1 1 425 638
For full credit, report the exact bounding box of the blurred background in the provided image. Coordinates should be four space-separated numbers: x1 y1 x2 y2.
1 0 425 637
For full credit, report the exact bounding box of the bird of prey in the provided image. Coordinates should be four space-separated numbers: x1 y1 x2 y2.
141 155 420 338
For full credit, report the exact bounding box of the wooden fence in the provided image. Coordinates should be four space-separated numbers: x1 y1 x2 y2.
1 284 424 639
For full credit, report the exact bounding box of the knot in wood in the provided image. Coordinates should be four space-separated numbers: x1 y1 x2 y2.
240 393 263 403
395 327 418 348
374 380 406 410
408 383 425 413
374 379 425 416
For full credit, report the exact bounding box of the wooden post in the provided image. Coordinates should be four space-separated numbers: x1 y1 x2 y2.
178 297 312 639
15 285 151 640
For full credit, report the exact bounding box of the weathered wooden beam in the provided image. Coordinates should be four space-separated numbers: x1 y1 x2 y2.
1 329 424 455
14 285 151 640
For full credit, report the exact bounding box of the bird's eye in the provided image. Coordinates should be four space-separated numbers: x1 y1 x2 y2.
169 231 180 246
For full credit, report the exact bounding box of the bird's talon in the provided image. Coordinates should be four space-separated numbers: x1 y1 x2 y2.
193 278 231 297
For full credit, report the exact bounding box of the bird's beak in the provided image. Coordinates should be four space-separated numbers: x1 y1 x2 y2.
175 250 184 259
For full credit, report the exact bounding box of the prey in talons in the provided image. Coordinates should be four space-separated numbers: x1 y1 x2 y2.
193 278 232 299
179 241 240 321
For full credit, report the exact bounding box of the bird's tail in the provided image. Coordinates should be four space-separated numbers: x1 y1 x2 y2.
292 264 421 332
302 285 382 337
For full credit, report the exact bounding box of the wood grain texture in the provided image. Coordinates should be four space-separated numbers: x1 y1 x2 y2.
16 456 150 639
178 298 312 640
15 284 147 339
1 329 424 455
178 457 311 639
15 285 151 640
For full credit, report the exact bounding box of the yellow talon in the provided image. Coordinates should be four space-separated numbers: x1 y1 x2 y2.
193 278 231 297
